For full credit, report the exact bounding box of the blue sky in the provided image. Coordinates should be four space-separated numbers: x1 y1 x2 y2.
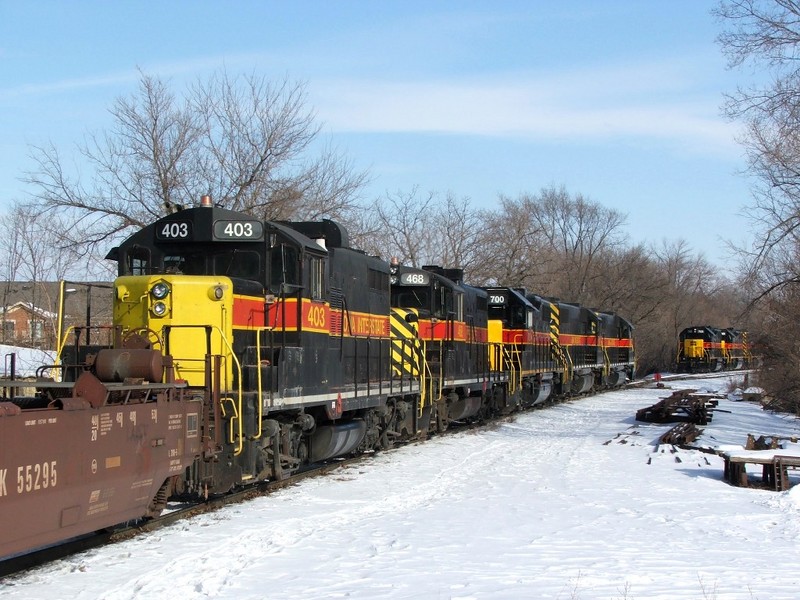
0 1 755 267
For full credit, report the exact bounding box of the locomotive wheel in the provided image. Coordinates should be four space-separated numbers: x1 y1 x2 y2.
435 399 449 433
378 403 397 451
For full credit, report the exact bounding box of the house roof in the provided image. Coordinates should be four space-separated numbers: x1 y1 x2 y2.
1 301 58 320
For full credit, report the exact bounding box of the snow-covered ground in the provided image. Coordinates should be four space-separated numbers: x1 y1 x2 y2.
2 374 800 600
0 345 56 378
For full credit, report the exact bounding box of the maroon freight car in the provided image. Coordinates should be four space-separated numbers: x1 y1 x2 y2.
0 349 202 560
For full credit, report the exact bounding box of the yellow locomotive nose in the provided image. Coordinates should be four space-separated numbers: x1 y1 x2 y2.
684 339 704 359
114 274 234 386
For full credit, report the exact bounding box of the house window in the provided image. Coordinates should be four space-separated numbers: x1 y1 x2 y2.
29 320 44 341
2 321 14 339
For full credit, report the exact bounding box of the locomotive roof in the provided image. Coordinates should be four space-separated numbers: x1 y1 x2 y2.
483 286 532 307
393 263 487 297
107 205 332 260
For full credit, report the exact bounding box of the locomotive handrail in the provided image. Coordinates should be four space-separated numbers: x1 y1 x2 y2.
206 324 244 456
164 323 245 456
551 339 573 385
503 344 518 395
418 339 429 419
54 324 77 381
254 327 266 441
601 345 611 378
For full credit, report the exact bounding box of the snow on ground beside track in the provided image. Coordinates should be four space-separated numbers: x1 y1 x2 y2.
2 374 800 600
0 345 55 378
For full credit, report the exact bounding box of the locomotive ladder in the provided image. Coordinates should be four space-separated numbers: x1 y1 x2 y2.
601 343 611 378
418 340 434 419
165 323 248 458
502 343 520 395
551 340 572 385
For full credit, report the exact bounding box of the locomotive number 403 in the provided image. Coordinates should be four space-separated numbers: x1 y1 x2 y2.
214 220 264 240
157 222 191 239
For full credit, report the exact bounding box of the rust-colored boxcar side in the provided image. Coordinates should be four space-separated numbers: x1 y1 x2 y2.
0 396 201 560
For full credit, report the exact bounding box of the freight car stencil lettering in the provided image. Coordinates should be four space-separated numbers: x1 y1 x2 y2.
16 461 57 494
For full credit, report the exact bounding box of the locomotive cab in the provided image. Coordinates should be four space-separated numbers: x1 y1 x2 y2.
106 205 397 493
484 287 552 408
390 263 489 426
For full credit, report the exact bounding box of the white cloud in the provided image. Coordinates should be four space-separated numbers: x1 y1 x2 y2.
310 60 742 154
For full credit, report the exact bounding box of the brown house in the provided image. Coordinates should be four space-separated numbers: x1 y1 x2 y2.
0 281 113 349
0 301 57 348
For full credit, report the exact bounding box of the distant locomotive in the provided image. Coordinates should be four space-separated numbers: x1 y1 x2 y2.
0 196 635 561
676 325 751 372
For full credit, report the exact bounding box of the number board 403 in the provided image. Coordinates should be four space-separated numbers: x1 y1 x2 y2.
213 220 264 241
156 221 193 240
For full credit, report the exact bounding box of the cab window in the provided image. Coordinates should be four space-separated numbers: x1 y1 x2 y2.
270 245 299 293
214 250 260 278
309 256 324 300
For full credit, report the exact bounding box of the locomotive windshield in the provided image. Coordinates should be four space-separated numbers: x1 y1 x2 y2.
393 289 430 312
391 282 456 320
161 249 261 278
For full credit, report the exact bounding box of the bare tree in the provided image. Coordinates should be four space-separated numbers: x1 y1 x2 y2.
0 202 75 347
365 188 438 267
23 70 367 261
716 0 800 411
715 1 800 290
531 185 628 301
474 194 553 288
433 193 484 274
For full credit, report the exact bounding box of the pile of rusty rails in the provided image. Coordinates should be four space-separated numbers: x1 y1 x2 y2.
635 389 724 445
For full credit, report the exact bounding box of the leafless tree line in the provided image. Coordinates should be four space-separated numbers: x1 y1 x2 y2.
19 70 367 271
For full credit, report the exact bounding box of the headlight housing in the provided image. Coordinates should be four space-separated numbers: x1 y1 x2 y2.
151 301 168 317
151 282 170 299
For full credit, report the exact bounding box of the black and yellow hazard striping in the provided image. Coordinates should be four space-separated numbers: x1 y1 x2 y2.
549 304 572 378
549 304 560 348
390 308 422 377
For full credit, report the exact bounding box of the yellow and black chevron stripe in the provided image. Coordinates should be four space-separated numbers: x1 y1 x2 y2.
549 304 560 353
390 307 422 377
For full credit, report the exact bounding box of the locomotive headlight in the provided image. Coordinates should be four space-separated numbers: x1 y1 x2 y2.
151 282 170 299
207 284 228 301
151 301 168 317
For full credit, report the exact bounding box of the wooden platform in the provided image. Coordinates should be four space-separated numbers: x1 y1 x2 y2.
719 447 800 491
